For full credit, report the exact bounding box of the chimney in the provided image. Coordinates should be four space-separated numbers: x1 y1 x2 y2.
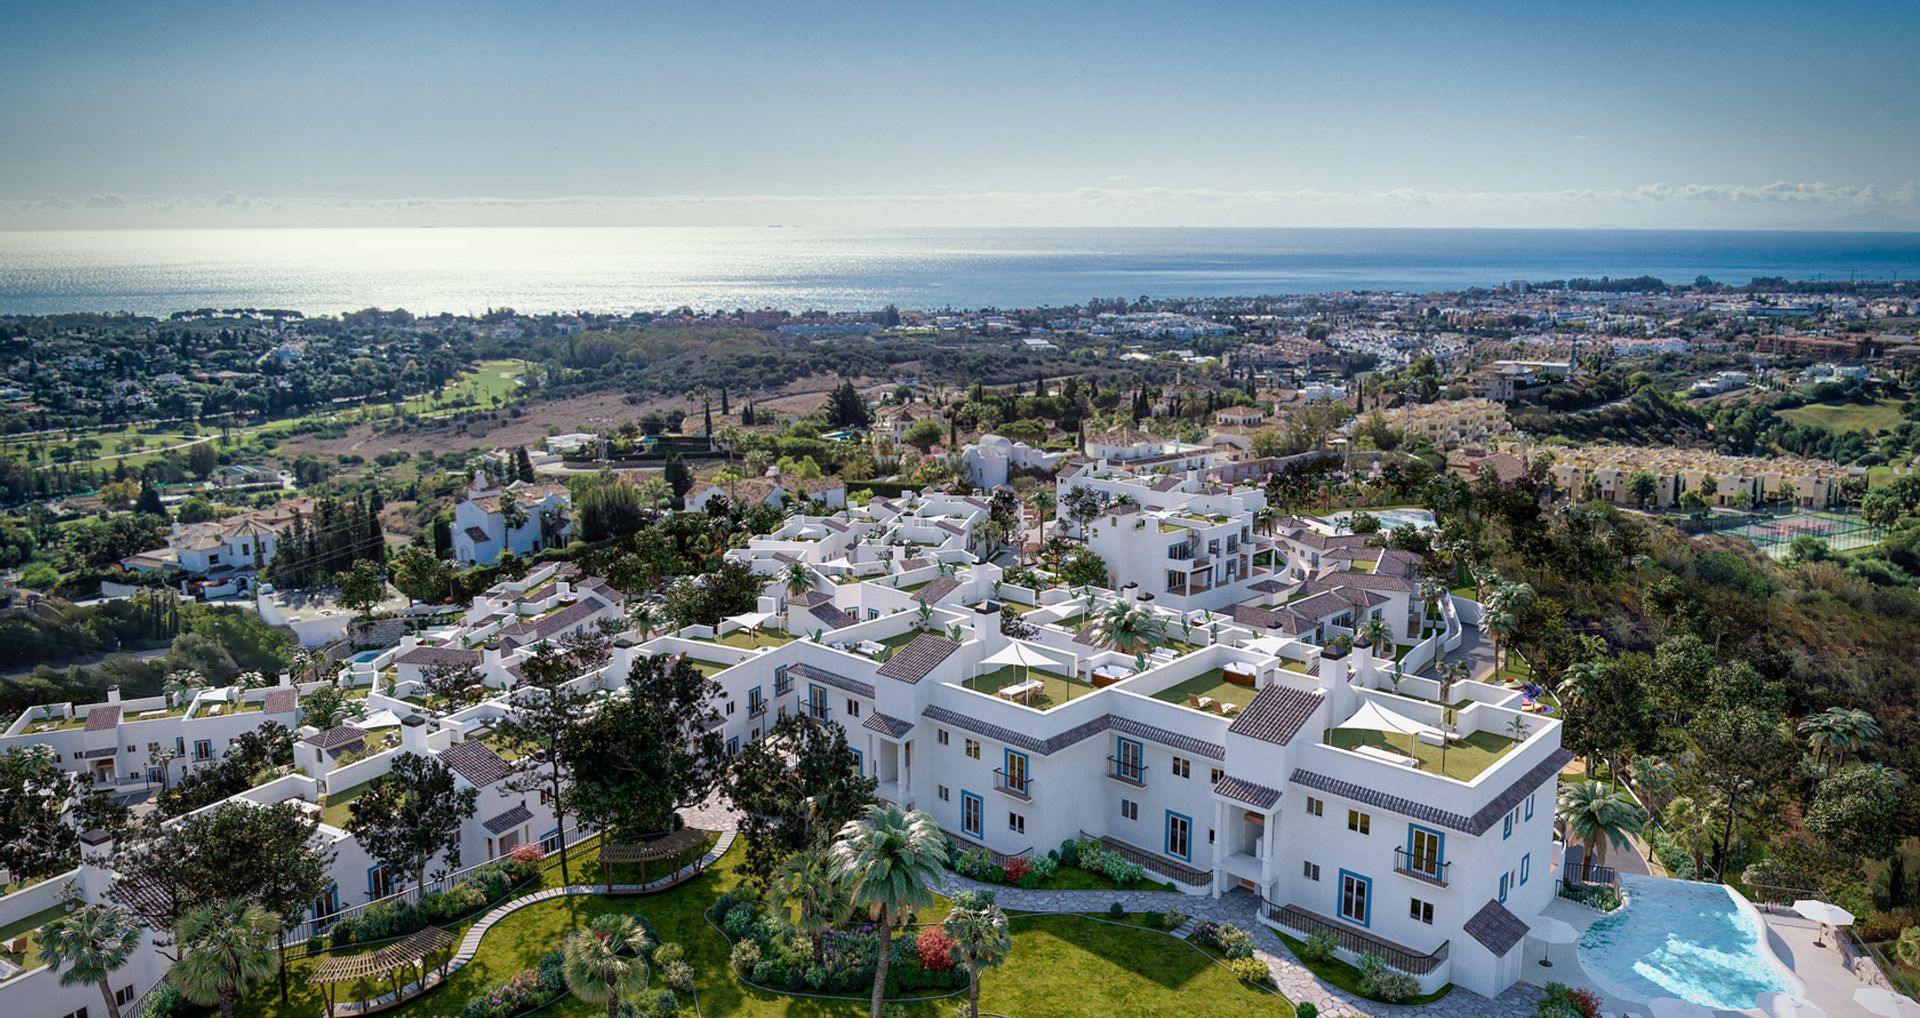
78 829 116 899
1315 646 1356 722
106 686 121 705
400 713 429 754
974 602 1009 654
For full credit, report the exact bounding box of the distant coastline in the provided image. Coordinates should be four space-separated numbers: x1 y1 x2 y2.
2 226 1917 317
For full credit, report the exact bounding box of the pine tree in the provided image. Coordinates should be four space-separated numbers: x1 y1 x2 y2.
719 387 730 415
513 446 535 483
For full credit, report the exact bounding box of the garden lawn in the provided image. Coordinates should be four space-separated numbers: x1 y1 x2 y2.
1325 728 1516 782
237 839 1288 1018
1776 397 1906 434
1275 933 1450 1006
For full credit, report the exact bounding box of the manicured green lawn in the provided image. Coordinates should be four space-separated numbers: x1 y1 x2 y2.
1275 932 1450 1006
1153 668 1256 713
710 629 796 650
0 903 68 970
1776 397 1907 434
961 664 1095 709
318 777 380 829
1325 728 1516 782
238 840 1288 1018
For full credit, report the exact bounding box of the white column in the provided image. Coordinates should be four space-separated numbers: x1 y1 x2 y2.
1211 798 1227 899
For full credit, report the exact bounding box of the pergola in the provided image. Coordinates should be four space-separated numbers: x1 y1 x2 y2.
310 926 456 1017
598 828 711 893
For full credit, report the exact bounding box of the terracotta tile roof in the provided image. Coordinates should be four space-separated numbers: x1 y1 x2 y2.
862 711 915 739
1290 749 1573 835
1213 775 1282 809
441 741 514 787
303 724 366 749
875 634 960 684
1463 899 1529 956
262 688 298 714
1226 685 1323 745
397 647 483 668
912 577 961 605
84 705 122 731
483 803 534 835
788 662 874 699
1304 571 1414 595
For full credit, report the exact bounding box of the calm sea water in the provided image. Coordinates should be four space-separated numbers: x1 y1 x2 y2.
1 227 1917 317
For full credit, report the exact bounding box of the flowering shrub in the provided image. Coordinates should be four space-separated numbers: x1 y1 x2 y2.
1226 957 1270 984
1192 921 1254 960
1001 857 1031 882
916 927 956 972
1538 982 1600 1018
459 950 564 1018
508 843 547 866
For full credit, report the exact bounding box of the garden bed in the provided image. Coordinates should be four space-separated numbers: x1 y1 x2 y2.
1275 932 1452 1005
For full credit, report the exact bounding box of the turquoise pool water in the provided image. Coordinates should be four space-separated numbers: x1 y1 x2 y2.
1319 508 1437 532
1577 874 1795 1010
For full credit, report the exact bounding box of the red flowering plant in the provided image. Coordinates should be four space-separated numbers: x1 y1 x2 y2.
916 927 956 972
1001 856 1032 882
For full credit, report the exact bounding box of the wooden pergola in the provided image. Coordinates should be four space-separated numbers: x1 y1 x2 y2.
598 827 711 894
310 926 456 1017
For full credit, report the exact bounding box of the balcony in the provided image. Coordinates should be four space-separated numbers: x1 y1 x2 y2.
992 769 1034 800
1106 757 1148 786
1393 848 1450 887
747 701 767 720
806 702 832 723
773 680 793 697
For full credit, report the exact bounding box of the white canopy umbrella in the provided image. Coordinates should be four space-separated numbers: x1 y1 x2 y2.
1644 997 1714 1018
1530 916 1578 968
1757 991 1828 1018
723 611 777 642
1792 899 1855 948
1341 698 1442 757
980 641 1069 705
358 709 402 730
1858 988 1920 1018
1242 636 1293 658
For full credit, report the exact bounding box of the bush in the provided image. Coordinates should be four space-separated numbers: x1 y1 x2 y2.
1226 956 1270 984
1356 952 1420 1002
1030 855 1058 880
460 952 563 1018
1295 1004 1318 1018
723 902 757 938
423 882 488 922
1057 838 1080 867
1002 857 1031 882
1193 921 1253 960
1299 930 1338 962
1858 907 1920 942
1539 982 1601 1018
1108 901 1127 920
916 926 956 972
1142 911 1164 929
135 982 181 1018
730 938 761 975
653 941 685 966
304 935 325 956
508 842 546 866
654 989 679 1016
1162 910 1188 931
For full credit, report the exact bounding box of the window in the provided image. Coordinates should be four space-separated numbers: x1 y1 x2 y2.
175 737 185 754
1210 767 1224 784
965 738 981 760
1008 812 1025 834
726 700 736 715
1338 871 1371 926
1498 872 1510 903
748 686 765 716
1503 810 1515 839
1524 792 1536 821
851 749 863 775
725 737 739 757
1171 756 1191 779
1347 810 1370 835
938 729 949 746
1520 853 1531 886
807 683 829 720
774 664 791 696
1114 737 1144 782
961 792 982 837
1305 796 1323 817
193 739 212 761
147 741 159 752
61 1008 89 1018
1410 898 1434 925
1001 750 1030 795
1303 861 1321 881
1165 811 1193 860
1121 799 1138 821
1406 825 1444 879
938 785 949 802
847 699 861 718
367 864 394 899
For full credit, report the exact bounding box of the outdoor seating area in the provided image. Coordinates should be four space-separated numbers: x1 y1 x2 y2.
961 665 1095 709
1152 668 1254 715
310 925 455 1017
596 828 714 893
1327 726 1516 782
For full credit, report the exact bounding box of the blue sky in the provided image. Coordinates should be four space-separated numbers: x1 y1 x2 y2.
4 0 1917 229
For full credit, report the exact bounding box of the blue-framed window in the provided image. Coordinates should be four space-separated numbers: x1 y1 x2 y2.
1003 749 1030 795
1520 853 1531 886
1498 872 1510 903
961 791 983 837
193 738 213 761
1502 810 1514 839
367 864 393 900
726 737 739 757
1165 811 1193 860
807 683 829 720
1405 824 1445 878
1114 737 1144 782
748 685 765 716
1524 793 1535 821
852 748 864 775
146 766 165 785
1338 870 1372 927
541 828 561 852
774 664 792 696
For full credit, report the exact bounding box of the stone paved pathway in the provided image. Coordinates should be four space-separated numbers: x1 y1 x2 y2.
935 870 1545 1018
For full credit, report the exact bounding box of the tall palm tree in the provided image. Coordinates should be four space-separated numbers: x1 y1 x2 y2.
38 903 143 1018
628 601 664 642
1558 660 1603 710
782 561 813 600
776 849 847 961
829 805 949 1018
1483 608 1518 674
1080 602 1168 656
943 893 1012 1018
1356 616 1392 656
1662 795 1717 876
1557 780 1647 883
1798 707 1881 775
1028 491 1055 549
561 915 653 1018
170 899 280 1018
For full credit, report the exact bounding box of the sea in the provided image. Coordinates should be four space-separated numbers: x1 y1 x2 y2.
1 227 1917 317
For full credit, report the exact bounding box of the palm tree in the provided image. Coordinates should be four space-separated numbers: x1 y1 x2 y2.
1798 707 1881 774
943 893 1012 1018
38 903 143 1018
1028 491 1054 549
783 561 813 600
829 805 949 1018
1483 608 1518 674
628 601 664 642
1356 616 1392 656
775 849 846 961
170 899 280 1018
1663 795 1717 876
1080 602 1168 656
1558 660 1603 710
561 914 653 1018
1557 780 1647 883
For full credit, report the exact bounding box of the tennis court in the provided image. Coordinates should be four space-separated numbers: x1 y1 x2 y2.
1719 509 1883 559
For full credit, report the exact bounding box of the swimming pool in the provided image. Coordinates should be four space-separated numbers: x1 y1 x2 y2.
1576 874 1797 1010
349 650 383 664
1318 508 1437 532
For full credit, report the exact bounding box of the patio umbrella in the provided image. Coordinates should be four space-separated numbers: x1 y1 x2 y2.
1242 635 1293 658
1644 997 1714 1018
1791 899 1855 948
723 611 775 643
1857 988 1920 1018
1757 992 1828 1018
980 641 1066 704
1529 915 1577 968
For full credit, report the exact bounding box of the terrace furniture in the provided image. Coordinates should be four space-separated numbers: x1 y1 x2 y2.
998 678 1045 703
1220 703 1240 716
1223 663 1258 687
1353 744 1421 768
6 935 26 954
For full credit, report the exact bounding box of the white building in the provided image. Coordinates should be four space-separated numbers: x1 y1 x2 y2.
451 477 574 566
960 434 1069 490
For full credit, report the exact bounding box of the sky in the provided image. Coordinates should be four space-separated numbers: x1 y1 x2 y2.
3 0 1918 230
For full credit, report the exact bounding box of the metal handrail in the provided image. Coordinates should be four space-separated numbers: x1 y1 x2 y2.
992 769 1034 799
1106 756 1148 784
1261 899 1449 975
806 702 831 722
1392 848 1450 887
1745 881 1906 996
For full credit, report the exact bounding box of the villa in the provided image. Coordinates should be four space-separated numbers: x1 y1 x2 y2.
450 475 575 566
